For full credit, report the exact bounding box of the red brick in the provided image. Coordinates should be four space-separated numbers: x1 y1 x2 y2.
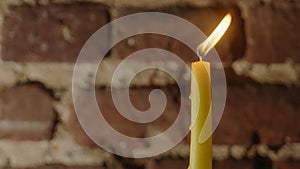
0 84 55 140
244 1 300 63
145 158 188 169
213 84 300 145
20 159 126 169
273 160 300 169
68 82 300 147
2 3 109 62
69 83 300 147
66 86 187 147
225 67 254 85
111 6 245 63
27 166 104 169
115 157 143 169
16 161 127 169
64 100 96 147
213 159 255 169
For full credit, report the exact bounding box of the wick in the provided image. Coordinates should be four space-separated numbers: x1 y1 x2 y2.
199 55 203 62
197 46 204 62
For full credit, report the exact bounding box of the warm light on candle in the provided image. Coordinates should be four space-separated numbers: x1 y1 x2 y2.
198 13 232 57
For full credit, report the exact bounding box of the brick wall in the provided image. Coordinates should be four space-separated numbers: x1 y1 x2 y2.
0 0 299 168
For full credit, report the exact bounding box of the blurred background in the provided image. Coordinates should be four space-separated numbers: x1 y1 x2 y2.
0 0 299 168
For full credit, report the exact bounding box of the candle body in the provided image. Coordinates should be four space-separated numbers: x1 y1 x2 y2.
188 61 212 169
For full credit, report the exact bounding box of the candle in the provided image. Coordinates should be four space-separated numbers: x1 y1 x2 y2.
189 58 212 169
188 13 232 169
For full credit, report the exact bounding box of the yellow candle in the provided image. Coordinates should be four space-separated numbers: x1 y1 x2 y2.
188 60 212 169
188 13 232 169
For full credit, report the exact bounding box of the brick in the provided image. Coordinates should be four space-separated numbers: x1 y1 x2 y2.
115 156 143 169
215 156 273 169
15 161 125 169
69 80 300 147
224 67 254 85
145 158 189 169
64 99 96 147
273 160 300 169
2 3 109 62
213 84 300 145
244 1 300 63
0 84 55 140
143 158 270 169
111 6 245 63
18 165 108 169
65 86 187 147
213 159 255 169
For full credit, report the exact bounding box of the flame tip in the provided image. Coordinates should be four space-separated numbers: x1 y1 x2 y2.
225 13 232 21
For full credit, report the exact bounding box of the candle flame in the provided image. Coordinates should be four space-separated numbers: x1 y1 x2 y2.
198 13 232 57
